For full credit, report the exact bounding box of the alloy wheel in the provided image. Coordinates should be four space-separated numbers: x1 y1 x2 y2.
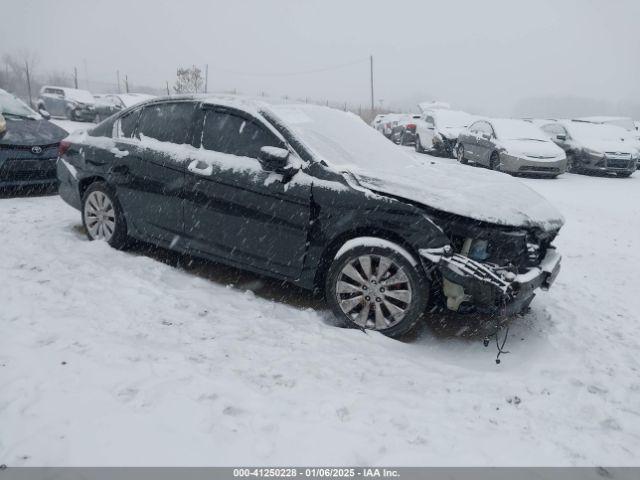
84 190 116 241
335 254 413 330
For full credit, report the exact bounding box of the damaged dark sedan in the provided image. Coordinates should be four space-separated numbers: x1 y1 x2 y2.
57 95 563 338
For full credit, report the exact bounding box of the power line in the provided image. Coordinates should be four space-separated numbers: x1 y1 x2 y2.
205 57 369 78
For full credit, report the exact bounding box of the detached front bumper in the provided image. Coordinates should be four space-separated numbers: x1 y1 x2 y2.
420 246 561 316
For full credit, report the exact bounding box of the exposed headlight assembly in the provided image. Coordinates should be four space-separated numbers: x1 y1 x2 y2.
583 147 605 159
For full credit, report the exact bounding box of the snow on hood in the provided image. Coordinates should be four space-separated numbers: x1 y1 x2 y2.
439 126 467 140
266 104 564 231
62 88 95 105
563 121 638 154
498 138 566 160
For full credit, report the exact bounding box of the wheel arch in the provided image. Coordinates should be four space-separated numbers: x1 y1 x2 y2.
312 226 423 293
78 175 108 198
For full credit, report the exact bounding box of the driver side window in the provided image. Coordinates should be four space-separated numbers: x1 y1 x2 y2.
200 110 283 159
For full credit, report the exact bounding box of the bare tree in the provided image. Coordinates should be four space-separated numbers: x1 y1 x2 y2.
173 65 203 94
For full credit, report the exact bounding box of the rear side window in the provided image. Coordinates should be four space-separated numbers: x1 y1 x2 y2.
137 102 196 144
201 110 282 158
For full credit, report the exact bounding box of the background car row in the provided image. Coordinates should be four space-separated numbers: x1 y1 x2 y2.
374 105 639 178
35 85 155 123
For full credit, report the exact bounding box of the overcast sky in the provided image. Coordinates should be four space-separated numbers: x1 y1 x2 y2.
3 0 639 115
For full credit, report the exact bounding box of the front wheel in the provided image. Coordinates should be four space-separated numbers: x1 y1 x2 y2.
489 151 500 170
457 144 468 164
82 182 129 249
325 241 429 338
415 136 424 153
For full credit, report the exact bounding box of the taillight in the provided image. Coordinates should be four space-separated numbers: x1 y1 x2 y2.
406 123 416 130
58 140 71 157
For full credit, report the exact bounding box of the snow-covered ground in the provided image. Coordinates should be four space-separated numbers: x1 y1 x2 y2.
1 139 640 466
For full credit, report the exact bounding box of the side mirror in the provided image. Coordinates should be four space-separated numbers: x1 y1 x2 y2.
258 146 289 172
556 134 566 141
39 108 51 120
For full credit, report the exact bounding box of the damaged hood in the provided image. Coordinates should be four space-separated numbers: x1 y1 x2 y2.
264 103 564 231
438 126 467 140
352 161 564 231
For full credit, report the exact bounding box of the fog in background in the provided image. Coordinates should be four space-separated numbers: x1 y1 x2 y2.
2 0 639 118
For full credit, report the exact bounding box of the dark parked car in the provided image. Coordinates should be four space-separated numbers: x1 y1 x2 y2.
58 95 563 337
539 120 637 177
0 88 68 188
390 114 421 145
36 86 96 122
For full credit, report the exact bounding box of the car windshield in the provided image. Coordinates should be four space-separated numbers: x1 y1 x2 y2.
566 122 630 142
266 104 417 172
0 90 40 119
435 110 475 128
492 119 548 141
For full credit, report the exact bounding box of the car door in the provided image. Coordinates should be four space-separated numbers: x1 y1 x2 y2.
473 121 495 166
107 101 197 243
183 105 312 280
422 114 436 148
43 89 65 117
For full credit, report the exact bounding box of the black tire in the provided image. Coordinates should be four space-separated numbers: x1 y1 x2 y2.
617 172 633 178
325 242 429 338
415 136 424 153
457 144 468 164
489 151 500 170
399 132 407 146
81 182 129 249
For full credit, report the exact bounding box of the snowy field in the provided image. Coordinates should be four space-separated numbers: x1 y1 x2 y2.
1 120 640 466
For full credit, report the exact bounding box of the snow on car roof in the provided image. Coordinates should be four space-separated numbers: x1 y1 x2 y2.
575 116 635 131
42 86 96 104
118 93 156 108
490 118 549 141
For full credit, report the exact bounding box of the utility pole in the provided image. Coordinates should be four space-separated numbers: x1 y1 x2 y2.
117 70 121 93
369 54 374 112
124 75 129 93
24 60 32 107
166 81 170 96
73 67 78 89
204 64 208 94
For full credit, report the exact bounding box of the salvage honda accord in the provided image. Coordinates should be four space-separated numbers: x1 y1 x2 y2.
57 95 563 337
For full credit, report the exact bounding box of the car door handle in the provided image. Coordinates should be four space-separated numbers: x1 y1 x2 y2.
187 159 213 177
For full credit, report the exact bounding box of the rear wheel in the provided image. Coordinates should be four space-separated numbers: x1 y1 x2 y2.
325 242 429 338
82 182 129 249
457 144 468 164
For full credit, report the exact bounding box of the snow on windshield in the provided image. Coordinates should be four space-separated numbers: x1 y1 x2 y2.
63 88 95 104
266 104 417 172
565 122 629 142
435 110 475 128
0 90 39 118
492 119 548 141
